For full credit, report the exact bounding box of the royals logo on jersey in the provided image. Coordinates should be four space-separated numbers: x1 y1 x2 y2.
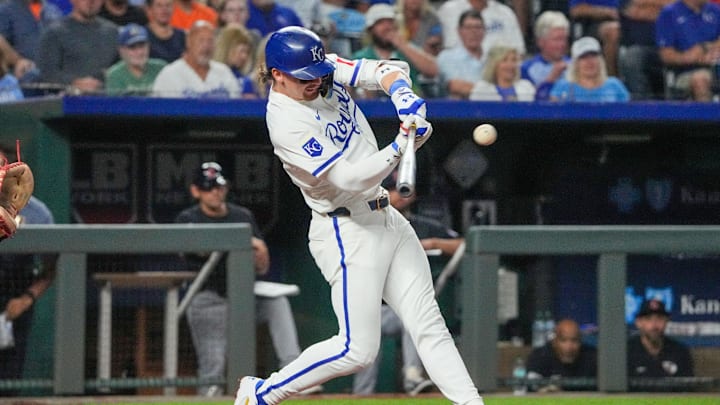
303 137 324 157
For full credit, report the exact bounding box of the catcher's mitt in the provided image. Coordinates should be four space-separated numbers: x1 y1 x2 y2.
0 141 34 241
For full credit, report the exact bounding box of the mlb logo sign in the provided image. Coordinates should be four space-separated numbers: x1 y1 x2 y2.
303 138 323 157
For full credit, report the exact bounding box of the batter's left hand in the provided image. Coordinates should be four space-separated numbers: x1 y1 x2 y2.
390 82 427 121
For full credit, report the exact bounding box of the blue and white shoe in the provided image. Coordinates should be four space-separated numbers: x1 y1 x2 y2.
234 376 265 405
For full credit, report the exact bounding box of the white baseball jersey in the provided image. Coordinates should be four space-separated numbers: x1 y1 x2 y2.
253 54 484 405
152 59 240 98
267 57 384 214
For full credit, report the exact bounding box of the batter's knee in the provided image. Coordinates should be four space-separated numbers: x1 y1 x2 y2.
342 342 380 372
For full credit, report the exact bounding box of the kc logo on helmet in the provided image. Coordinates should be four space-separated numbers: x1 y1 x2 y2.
310 45 324 62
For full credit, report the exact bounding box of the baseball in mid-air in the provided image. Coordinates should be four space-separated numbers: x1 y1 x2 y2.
473 124 497 146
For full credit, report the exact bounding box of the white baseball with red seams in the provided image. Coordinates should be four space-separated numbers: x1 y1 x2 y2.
236 44 485 405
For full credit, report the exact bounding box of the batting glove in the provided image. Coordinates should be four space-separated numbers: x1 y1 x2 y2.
390 80 427 130
392 115 433 155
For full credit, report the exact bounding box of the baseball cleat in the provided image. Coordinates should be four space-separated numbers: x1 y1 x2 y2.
405 377 434 396
234 376 265 405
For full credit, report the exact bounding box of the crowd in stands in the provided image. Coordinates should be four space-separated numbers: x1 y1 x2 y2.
1 0 719 102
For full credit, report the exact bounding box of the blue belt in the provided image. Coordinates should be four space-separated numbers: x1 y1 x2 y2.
327 196 389 217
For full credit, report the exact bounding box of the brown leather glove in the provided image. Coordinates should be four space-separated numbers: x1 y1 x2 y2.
0 143 34 241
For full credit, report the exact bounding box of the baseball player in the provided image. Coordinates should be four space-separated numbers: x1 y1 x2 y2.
234 26 484 405
175 162 305 396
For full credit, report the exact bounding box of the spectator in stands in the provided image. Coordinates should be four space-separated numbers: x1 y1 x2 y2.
106 23 167 95
469 45 536 100
396 0 442 52
352 169 463 397
618 0 672 100
147 0 186 63
246 0 303 37
275 0 323 28
175 161 308 396
526 318 597 392
628 298 694 386
153 20 239 97
170 0 218 30
0 0 64 82
213 24 259 98
438 0 526 56
550 36 630 101
217 0 250 28
521 10 571 101
99 0 148 26
437 9 487 98
320 0 367 57
0 143 56 396
37 0 119 94
351 2 438 98
0 46 24 102
656 0 720 101
568 0 621 75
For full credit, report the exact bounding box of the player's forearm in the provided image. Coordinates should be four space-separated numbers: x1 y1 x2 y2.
570 4 619 20
323 146 400 192
446 79 475 98
0 36 21 66
394 42 439 78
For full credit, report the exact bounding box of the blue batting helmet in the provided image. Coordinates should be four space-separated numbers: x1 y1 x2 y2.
265 26 335 80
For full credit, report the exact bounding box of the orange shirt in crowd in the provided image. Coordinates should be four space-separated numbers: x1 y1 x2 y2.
170 2 218 30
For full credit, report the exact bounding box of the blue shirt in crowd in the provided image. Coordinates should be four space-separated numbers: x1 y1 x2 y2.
0 0 64 61
246 2 303 37
656 0 720 52
521 54 570 101
550 77 630 102
0 74 24 102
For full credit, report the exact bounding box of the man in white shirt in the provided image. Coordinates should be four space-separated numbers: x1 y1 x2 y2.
153 19 239 97
438 0 526 55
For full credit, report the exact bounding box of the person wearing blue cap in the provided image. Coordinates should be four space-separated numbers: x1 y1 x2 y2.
106 23 167 95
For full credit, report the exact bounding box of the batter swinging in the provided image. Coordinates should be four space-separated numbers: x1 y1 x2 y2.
235 26 484 405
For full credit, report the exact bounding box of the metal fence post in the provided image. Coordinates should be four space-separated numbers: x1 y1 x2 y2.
597 253 627 392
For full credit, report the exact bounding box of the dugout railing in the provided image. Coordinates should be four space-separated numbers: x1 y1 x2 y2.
461 225 720 393
0 224 254 395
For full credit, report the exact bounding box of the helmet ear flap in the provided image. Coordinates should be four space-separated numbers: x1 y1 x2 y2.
320 72 334 98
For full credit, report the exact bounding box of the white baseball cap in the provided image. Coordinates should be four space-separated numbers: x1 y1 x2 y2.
571 36 601 59
365 4 396 29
